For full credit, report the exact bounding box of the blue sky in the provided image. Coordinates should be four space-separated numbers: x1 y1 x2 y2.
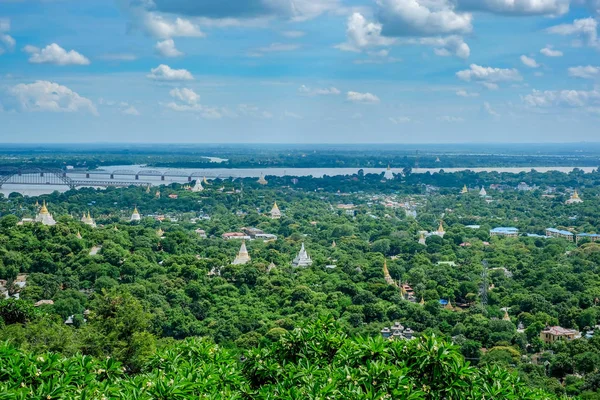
1 0 600 143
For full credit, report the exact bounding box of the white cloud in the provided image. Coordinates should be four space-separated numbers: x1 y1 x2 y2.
483 101 500 117
0 19 15 55
169 88 200 104
438 115 464 122
7 81 97 115
522 89 600 107
389 116 411 123
456 0 569 16
155 39 184 57
142 13 204 39
520 55 540 68
481 82 500 90
568 65 600 79
281 30 306 38
420 35 470 59
547 18 598 48
376 0 472 37
347 91 380 103
284 110 302 119
298 85 341 96
456 90 479 97
336 12 395 52
24 43 90 66
540 45 563 57
147 64 194 81
123 105 141 116
457 64 522 86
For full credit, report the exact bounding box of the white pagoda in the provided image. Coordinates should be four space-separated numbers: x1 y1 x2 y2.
270 202 281 219
432 221 445 238
130 207 141 222
566 190 583 204
384 165 394 180
191 180 204 192
460 185 468 194
418 232 427 246
232 241 251 265
479 186 487 197
292 243 312 267
80 211 96 228
258 173 268 185
35 202 56 226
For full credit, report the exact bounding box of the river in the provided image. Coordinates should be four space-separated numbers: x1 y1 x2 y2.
1 165 596 197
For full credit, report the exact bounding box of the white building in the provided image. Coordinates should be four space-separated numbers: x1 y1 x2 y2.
35 202 56 226
232 241 251 265
130 207 141 222
80 211 96 228
270 202 282 219
191 180 204 192
384 165 394 180
292 243 313 267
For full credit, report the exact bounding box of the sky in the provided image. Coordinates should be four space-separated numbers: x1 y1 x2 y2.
1 0 600 144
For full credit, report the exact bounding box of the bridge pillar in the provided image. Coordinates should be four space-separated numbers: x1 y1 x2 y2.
40 172 44 177
110 174 114 179
135 175 139 180
188 176 192 182
86 173 90 178
161 176 165 181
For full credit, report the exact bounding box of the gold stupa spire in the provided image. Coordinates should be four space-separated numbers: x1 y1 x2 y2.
438 220 445 233
420 297 425 306
133 207 139 214
461 185 468 194
573 190 580 200
40 201 49 214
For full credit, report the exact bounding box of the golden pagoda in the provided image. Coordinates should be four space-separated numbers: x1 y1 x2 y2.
503 310 511 321
203 176 209 185
270 202 281 219
157 228 165 238
155 190 161 199
438 221 444 233
146 185 151 194
418 232 426 246
461 185 468 194
130 207 141 222
444 300 454 311
40 201 49 214
35 201 56 226
566 190 583 204
332 240 337 248
76 231 82 239
420 297 425 306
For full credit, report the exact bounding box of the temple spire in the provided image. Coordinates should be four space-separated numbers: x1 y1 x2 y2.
232 240 251 265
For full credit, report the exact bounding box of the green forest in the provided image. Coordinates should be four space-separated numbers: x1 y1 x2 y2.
1 167 600 398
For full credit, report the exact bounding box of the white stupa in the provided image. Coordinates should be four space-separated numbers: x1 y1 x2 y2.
270 202 282 219
232 241 251 265
191 180 204 192
479 186 487 197
130 207 141 222
384 165 394 180
80 211 96 228
418 232 427 246
258 173 268 185
292 243 313 267
35 201 56 226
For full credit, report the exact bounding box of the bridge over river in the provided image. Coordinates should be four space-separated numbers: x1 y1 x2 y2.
0 168 232 189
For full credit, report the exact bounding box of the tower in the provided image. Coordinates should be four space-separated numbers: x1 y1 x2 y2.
35 201 56 226
418 232 426 246
130 207 141 222
292 243 312 267
384 164 394 180
461 185 468 194
479 186 487 197
270 202 281 219
258 173 268 185
191 180 204 192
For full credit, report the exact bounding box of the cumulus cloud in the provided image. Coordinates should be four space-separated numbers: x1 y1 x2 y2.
347 91 380 103
389 116 411 124
0 18 15 56
568 65 600 79
24 43 90 66
522 89 600 107
147 64 194 81
540 45 563 57
141 12 204 39
520 55 540 68
284 110 302 119
238 104 273 119
7 81 98 115
249 43 300 56
298 85 341 96
456 64 522 86
377 0 472 37
336 13 395 52
169 87 200 104
337 12 469 59
547 18 599 48
122 105 141 116
456 90 479 97
162 87 226 118
455 0 569 16
155 39 184 57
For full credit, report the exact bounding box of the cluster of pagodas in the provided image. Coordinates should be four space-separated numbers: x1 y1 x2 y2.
231 241 312 267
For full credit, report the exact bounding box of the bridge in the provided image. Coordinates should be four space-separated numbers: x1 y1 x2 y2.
0 167 239 189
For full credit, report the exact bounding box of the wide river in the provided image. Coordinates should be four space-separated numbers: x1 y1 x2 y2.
0 165 596 197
